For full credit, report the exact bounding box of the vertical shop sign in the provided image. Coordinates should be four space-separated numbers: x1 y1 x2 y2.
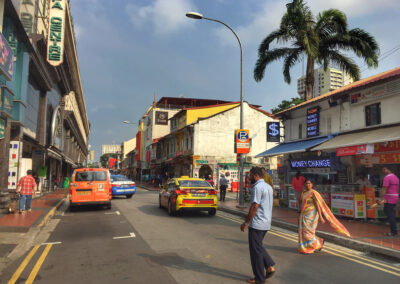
47 0 66 66
0 118 5 139
0 33 14 80
306 107 320 138
19 0 37 36
267 122 280 142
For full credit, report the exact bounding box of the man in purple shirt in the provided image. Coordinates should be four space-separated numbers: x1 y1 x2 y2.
380 167 399 236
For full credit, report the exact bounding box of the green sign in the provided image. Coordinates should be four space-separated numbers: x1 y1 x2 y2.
195 160 209 164
0 118 5 139
47 0 65 66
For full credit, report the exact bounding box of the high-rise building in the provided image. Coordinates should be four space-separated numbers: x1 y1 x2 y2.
101 145 121 156
297 67 353 99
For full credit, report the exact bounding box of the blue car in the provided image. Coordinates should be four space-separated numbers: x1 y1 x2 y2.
110 175 136 198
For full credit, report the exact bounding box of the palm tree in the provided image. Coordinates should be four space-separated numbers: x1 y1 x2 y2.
254 0 379 101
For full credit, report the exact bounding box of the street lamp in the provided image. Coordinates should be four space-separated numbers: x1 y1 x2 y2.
186 12 245 207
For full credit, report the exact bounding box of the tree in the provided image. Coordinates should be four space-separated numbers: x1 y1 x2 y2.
254 0 379 101
271 97 305 114
100 153 116 168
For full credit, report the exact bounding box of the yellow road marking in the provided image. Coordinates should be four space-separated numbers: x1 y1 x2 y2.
217 214 400 277
25 244 53 284
37 198 65 228
7 245 40 284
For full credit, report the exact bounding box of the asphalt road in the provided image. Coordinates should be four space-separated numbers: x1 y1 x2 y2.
2 187 400 284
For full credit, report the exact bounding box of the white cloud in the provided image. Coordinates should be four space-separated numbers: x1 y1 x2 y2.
125 0 197 35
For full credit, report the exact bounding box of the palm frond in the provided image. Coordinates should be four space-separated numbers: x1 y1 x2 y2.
258 29 289 57
283 48 303 83
254 48 297 82
316 9 347 37
328 51 360 81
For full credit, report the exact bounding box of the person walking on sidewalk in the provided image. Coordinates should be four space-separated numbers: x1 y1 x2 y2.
292 171 306 209
261 167 273 188
298 179 351 254
16 170 37 214
379 167 399 236
241 167 275 283
219 174 228 202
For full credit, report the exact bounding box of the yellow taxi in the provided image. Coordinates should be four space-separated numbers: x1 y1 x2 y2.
159 176 218 216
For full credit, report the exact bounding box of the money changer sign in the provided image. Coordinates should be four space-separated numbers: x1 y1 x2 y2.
47 0 66 66
267 122 280 142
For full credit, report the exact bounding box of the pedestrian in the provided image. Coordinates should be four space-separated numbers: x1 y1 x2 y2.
298 179 351 254
16 170 37 214
206 175 214 187
292 171 306 209
219 174 228 202
240 167 275 283
261 167 273 188
377 167 399 236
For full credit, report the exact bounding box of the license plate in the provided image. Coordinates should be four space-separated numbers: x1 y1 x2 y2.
98 184 104 191
77 191 91 196
122 185 130 188
192 193 206 197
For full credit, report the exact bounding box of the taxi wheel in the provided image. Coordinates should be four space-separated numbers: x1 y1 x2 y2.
168 200 175 216
208 209 216 216
107 203 112 210
159 197 162 208
126 194 133 199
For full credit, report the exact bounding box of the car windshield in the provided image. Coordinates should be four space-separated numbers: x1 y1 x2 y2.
178 180 211 187
112 176 130 182
76 171 107 181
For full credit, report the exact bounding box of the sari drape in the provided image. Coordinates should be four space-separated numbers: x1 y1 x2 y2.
298 189 351 254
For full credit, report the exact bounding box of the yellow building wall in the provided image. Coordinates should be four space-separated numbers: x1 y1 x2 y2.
186 103 239 125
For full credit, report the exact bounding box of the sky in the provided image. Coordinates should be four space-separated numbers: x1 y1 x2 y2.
70 0 400 161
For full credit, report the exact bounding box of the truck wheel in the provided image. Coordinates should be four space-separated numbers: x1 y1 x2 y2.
168 200 175 216
208 208 216 216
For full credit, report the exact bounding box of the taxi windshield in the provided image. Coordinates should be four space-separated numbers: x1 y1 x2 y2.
76 171 107 181
178 180 210 187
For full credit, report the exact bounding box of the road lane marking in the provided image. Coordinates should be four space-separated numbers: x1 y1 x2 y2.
105 211 121 215
41 242 62 245
116 211 120 215
7 245 40 284
217 214 400 277
26 244 53 284
113 232 136 239
37 199 65 228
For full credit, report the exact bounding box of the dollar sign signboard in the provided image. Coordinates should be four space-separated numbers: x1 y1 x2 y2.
267 122 280 142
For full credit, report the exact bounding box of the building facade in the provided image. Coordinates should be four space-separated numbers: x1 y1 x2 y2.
297 67 353 99
101 144 121 156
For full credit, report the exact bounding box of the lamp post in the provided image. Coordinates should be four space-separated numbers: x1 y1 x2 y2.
186 12 245 207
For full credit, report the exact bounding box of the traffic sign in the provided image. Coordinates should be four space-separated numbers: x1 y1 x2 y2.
235 129 250 154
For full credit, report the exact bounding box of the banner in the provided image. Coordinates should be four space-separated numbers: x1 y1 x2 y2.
0 33 14 80
337 144 374 156
47 0 66 66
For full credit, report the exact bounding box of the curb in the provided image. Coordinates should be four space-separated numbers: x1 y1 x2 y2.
37 197 67 228
218 205 400 262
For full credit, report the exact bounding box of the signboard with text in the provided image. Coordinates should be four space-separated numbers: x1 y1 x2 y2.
306 107 320 138
267 122 280 142
289 158 331 169
0 33 14 80
235 129 250 154
337 144 374 156
155 111 168 125
47 0 66 66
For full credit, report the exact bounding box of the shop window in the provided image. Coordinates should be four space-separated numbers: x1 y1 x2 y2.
298 124 303 139
365 103 381 126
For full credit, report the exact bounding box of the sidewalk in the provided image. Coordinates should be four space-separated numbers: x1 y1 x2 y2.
0 188 68 233
138 183 400 261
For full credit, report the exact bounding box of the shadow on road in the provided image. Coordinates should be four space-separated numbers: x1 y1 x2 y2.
139 252 249 282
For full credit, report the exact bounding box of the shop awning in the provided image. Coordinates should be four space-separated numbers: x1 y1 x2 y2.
312 125 400 151
255 136 332 157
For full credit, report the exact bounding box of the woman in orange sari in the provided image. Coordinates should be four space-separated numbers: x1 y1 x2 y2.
298 179 351 254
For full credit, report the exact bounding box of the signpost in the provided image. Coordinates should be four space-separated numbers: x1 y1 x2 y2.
47 0 66 66
235 129 250 154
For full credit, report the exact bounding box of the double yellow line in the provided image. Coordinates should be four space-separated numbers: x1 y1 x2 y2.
217 213 400 277
7 244 53 284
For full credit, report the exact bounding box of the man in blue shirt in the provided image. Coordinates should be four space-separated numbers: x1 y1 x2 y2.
241 167 275 283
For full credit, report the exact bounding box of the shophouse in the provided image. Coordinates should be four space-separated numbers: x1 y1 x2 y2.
257 67 400 219
154 101 280 189
136 97 233 181
0 0 89 206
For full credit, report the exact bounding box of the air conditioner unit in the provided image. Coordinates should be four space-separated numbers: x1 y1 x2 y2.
245 156 253 163
260 157 270 164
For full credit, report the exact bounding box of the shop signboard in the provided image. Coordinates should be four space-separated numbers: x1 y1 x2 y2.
365 187 376 218
354 194 366 219
289 158 331 169
374 140 400 153
235 129 250 154
0 118 5 139
267 122 280 142
331 193 354 217
0 33 14 80
0 87 13 116
350 83 392 105
47 0 66 66
155 111 168 125
356 153 400 166
306 107 320 138
337 144 374 156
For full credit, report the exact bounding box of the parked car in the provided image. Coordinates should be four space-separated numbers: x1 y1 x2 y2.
159 176 218 216
110 175 136 198
69 168 112 210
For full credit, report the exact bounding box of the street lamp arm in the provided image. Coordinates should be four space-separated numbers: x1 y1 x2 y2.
203 17 243 51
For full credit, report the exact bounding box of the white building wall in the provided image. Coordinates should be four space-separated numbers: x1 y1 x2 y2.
194 103 279 161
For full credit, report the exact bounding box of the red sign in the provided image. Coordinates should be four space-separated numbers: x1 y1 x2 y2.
235 129 250 154
337 144 373 156
374 140 400 153
356 152 400 166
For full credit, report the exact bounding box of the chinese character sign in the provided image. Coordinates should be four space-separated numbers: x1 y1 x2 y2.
47 0 66 66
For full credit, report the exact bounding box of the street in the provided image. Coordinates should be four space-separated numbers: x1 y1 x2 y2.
2 187 400 284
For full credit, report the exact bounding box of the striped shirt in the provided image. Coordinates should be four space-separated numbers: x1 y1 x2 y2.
18 175 36 195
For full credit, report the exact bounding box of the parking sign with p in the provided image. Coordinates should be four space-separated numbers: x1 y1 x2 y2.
235 129 250 154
